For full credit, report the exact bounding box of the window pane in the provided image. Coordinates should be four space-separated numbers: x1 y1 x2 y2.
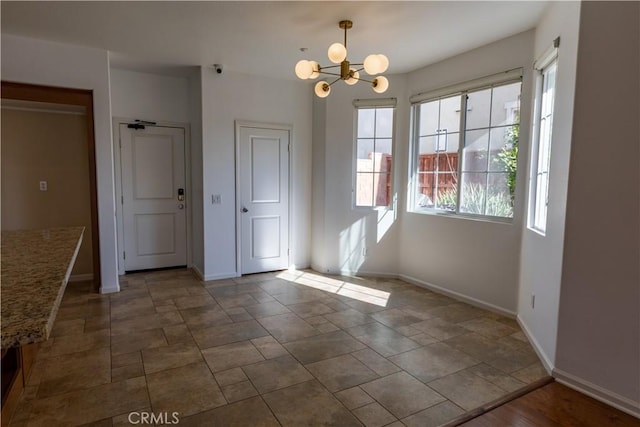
439 96 461 133
419 101 439 136
375 108 394 138
357 109 375 138
541 63 557 117
373 173 391 207
435 173 457 211
530 58 557 231
459 172 486 215
416 172 436 207
491 82 521 126
356 173 373 206
356 105 394 208
375 138 393 155
462 129 489 172
372 152 392 175
466 88 491 130
419 135 437 156
356 139 374 166
488 125 518 172
487 173 513 217
534 172 548 229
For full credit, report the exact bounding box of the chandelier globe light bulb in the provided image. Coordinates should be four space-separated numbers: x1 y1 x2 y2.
295 60 313 79
363 54 382 75
327 43 347 64
309 61 320 79
345 69 360 85
315 81 331 98
372 76 389 93
377 54 389 73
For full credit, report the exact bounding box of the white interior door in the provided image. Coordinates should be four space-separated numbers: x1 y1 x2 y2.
238 125 290 274
120 124 187 271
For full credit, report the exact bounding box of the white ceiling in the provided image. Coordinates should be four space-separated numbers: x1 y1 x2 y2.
1 1 549 79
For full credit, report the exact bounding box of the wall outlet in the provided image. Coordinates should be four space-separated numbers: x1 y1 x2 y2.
531 293 536 309
212 194 221 204
39 181 48 191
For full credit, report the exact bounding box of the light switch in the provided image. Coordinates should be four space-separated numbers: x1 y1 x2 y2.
39 181 48 191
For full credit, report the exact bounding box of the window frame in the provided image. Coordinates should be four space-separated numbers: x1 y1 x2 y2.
528 39 560 235
352 98 397 210
408 69 523 222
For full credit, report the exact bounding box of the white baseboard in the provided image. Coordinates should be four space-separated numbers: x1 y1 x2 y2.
553 368 640 418
99 284 120 294
399 273 517 318
191 265 238 281
516 315 554 374
191 265 205 280
340 269 399 279
69 273 93 282
516 316 639 419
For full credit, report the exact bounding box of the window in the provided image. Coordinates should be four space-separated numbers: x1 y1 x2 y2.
410 71 522 219
529 40 559 233
354 100 396 207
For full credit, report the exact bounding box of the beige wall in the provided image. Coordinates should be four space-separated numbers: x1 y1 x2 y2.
555 1 639 412
1 106 93 277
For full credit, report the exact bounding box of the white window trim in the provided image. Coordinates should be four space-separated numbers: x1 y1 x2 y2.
353 100 397 210
410 68 523 104
408 72 523 222
528 38 560 235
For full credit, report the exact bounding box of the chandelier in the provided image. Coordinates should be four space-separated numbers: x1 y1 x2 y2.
294 20 389 98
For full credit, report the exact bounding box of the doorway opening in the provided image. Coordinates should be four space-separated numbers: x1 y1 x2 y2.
1 81 101 290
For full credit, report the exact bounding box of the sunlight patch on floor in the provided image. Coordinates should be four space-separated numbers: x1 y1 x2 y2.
276 270 390 307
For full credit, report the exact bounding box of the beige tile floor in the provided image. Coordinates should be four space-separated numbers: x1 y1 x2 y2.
10 269 548 426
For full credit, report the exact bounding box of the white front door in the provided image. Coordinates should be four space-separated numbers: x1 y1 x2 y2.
120 124 187 271
238 125 290 274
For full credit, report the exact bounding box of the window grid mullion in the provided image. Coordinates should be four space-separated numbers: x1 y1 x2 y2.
483 87 495 215
455 94 467 214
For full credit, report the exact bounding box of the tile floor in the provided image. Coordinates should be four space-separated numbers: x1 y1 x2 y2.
10 269 548 426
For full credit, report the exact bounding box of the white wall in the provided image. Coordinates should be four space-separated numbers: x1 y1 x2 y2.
109 68 193 274
399 31 534 314
1 34 119 293
555 1 640 414
189 69 204 276
110 68 190 123
311 75 407 277
517 1 581 371
200 69 312 279
311 96 328 271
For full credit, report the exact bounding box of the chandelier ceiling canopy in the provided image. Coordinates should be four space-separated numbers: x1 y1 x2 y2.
295 20 389 98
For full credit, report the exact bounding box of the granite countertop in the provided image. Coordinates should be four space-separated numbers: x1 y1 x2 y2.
1 227 84 349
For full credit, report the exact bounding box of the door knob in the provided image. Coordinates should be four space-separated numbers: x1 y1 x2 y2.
178 204 184 210
241 207 249 213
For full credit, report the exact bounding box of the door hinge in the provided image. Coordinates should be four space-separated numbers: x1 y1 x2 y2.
123 251 126 260
121 195 124 204
287 248 290 256
119 137 122 149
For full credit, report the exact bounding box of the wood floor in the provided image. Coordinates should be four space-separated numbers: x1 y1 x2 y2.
459 381 639 426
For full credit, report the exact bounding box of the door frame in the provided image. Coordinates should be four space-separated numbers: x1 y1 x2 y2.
112 118 192 275
2 81 102 290
234 120 292 276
